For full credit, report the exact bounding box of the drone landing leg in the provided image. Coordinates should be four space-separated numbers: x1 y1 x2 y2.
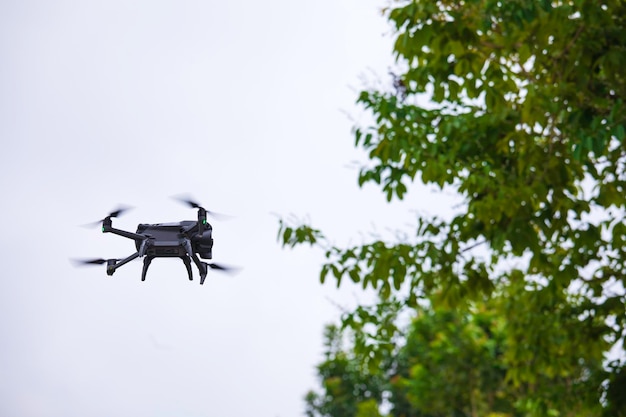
189 252 208 285
142 256 154 282
198 262 208 285
180 256 193 281
180 237 208 285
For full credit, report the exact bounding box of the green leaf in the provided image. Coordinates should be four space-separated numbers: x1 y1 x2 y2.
349 268 361 283
320 264 329 284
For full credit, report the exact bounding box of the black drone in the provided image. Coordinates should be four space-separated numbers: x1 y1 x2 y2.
76 198 231 285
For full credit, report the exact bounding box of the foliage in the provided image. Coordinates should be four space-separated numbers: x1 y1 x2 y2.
304 324 387 417
305 298 605 417
279 0 626 415
396 305 512 417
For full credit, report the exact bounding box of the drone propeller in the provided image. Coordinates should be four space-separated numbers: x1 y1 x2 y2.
82 206 132 228
71 258 120 266
198 262 240 284
107 207 129 218
207 263 239 274
177 197 203 209
71 257 130 277
172 196 231 220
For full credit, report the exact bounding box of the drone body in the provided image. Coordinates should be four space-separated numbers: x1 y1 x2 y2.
80 199 229 284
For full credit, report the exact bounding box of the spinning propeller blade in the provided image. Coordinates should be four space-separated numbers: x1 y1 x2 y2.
107 207 129 218
72 258 119 266
172 196 231 220
82 206 132 228
177 197 202 209
207 263 239 274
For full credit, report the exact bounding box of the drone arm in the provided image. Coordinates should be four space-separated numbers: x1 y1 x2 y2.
105 227 147 242
107 252 140 276
102 218 146 242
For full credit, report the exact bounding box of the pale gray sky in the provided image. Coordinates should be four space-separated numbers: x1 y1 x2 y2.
0 1 452 416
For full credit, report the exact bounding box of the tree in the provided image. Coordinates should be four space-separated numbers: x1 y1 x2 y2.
305 324 386 417
280 0 626 415
305 296 604 417
307 305 510 417
384 302 514 417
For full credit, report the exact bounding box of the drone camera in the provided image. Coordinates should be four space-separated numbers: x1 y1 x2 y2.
195 231 214 259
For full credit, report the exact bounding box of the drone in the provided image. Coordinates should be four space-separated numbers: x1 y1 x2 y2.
76 198 232 285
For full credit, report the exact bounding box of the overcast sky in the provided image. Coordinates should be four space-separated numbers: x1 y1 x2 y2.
0 1 455 416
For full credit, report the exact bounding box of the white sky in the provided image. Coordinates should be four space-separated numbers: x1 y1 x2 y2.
0 1 455 416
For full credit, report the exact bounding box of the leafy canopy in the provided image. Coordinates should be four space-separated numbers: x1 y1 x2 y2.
279 0 626 415
306 299 608 417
